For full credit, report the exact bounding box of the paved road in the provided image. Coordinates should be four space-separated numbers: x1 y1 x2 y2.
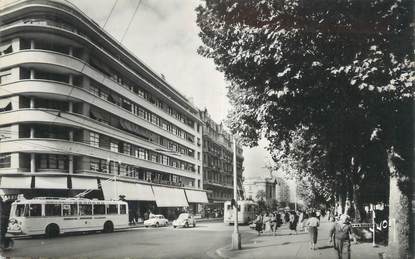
1 222 256 258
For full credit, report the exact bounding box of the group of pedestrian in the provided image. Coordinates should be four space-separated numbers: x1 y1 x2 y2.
304 209 353 259
253 211 283 236
253 210 298 236
252 208 353 259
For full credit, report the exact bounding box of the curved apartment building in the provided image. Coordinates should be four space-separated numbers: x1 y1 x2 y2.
0 0 206 219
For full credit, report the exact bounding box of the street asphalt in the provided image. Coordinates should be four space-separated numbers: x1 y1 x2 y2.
1 222 257 258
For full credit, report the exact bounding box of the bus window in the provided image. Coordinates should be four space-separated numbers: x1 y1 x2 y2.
120 204 126 214
29 204 42 216
79 204 92 215
15 204 27 217
63 204 77 216
93 204 105 215
107 204 117 214
45 204 62 217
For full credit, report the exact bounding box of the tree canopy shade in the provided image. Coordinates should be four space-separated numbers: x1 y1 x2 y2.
197 0 413 257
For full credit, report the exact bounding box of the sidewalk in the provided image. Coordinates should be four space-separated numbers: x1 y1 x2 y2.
217 220 386 259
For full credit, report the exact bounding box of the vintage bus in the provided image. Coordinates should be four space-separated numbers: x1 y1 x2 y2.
224 200 258 224
7 197 129 237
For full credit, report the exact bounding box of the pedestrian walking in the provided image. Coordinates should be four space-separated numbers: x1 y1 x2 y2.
284 211 290 223
254 213 263 236
289 211 298 234
328 215 336 248
306 211 320 250
277 212 283 228
302 212 309 232
270 212 278 236
0 197 14 250
263 212 271 233
334 214 353 259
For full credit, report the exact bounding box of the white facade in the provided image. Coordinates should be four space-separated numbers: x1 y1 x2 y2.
0 0 206 211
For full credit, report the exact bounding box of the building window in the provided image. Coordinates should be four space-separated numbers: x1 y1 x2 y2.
151 155 157 163
198 180 200 188
110 142 119 153
197 166 200 174
139 148 147 160
110 161 120 175
39 154 67 170
162 155 169 165
161 121 168 131
123 143 131 155
0 153 11 168
90 158 100 172
89 132 99 147
146 172 152 181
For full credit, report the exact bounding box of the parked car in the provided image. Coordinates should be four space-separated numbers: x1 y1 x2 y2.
144 214 169 227
172 213 196 228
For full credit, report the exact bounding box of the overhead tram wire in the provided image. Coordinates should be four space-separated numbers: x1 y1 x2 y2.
120 0 142 43
102 0 119 29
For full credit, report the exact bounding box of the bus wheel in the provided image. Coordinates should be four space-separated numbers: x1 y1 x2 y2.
45 224 60 238
103 221 114 233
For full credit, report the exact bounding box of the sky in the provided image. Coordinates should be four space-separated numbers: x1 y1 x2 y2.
68 0 272 179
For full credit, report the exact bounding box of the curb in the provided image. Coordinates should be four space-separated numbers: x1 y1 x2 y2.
215 245 231 259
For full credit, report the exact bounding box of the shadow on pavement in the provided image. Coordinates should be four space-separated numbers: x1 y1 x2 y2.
239 240 309 251
317 245 333 250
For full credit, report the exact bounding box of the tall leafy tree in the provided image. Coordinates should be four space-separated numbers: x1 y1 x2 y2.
196 0 413 257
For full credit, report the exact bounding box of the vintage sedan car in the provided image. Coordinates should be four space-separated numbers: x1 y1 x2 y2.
172 213 196 228
144 214 169 227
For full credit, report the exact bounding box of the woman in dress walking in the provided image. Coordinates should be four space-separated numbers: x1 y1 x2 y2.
254 213 263 236
306 211 320 250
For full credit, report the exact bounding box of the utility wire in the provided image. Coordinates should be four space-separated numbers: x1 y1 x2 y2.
120 0 142 43
102 0 119 29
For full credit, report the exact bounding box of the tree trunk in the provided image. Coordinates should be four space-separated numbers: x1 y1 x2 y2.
385 151 410 259
352 184 362 222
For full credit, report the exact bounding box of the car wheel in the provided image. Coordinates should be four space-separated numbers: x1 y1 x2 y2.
155 222 159 228
173 226 177 228
185 222 189 228
193 222 196 228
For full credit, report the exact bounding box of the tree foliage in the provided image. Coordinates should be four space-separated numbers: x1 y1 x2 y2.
197 0 413 203
197 0 413 255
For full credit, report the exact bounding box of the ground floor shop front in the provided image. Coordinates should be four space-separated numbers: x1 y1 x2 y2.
0 175 208 221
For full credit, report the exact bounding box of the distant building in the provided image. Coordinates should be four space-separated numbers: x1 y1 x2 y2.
199 109 244 212
243 177 277 201
275 177 290 204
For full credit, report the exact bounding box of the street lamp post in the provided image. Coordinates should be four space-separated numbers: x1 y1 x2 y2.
231 136 241 250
